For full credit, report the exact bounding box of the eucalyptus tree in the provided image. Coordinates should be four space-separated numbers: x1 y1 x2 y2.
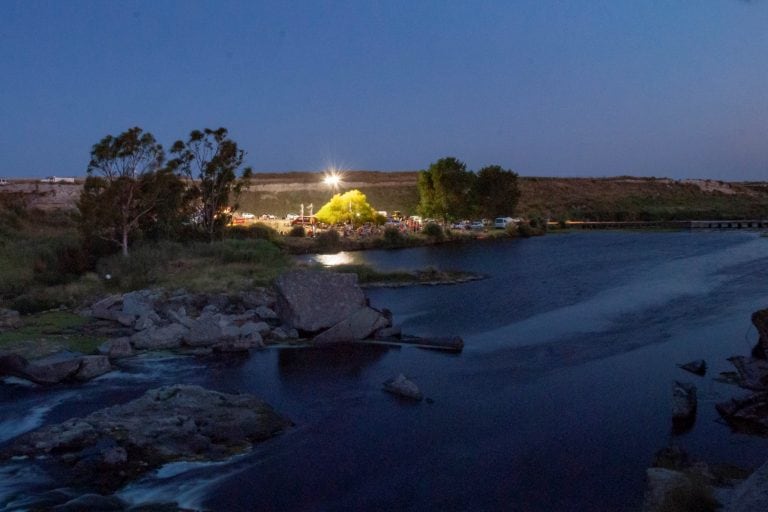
78 127 166 257
170 128 252 241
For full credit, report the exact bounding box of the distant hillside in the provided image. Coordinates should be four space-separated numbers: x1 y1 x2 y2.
2 173 767 221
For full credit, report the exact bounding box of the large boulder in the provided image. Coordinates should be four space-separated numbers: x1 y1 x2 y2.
274 270 366 333
182 315 226 347
312 307 391 345
2 385 291 492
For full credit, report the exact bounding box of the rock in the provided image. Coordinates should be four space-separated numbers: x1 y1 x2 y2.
182 317 224 347
212 338 256 352
0 353 28 377
21 352 83 385
3 385 291 492
0 308 22 330
678 359 707 376
133 315 156 331
74 355 112 381
240 321 270 338
91 306 135 327
728 458 768 512
90 295 122 312
1 352 111 384
255 305 278 320
274 270 366 332
383 374 423 401
716 392 768 435
643 467 720 512
752 308 768 359
122 290 160 319
240 288 274 309
98 337 134 359
672 381 697 432
269 326 298 342
130 324 187 350
313 307 391 345
728 356 768 391
375 325 402 339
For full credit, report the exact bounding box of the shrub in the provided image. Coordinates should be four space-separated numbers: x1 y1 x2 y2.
227 223 279 242
288 225 306 237
422 222 444 240
517 223 534 238
382 226 406 247
96 241 183 290
315 229 341 253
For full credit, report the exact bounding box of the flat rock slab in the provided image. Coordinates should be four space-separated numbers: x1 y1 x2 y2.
313 307 391 345
3 384 291 492
275 270 366 333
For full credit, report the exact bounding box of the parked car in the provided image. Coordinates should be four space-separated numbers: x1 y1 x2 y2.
494 217 520 229
470 221 485 230
0 178 8 186
290 216 317 226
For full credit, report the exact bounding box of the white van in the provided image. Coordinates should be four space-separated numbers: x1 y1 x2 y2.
494 217 515 229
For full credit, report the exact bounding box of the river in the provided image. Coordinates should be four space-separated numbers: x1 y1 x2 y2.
2 231 768 511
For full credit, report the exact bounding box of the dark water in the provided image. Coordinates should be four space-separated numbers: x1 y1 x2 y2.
3 231 768 511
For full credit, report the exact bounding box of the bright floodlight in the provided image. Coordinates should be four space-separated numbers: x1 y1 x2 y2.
323 172 341 187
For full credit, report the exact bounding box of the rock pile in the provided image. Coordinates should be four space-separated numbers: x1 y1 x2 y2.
1 384 291 493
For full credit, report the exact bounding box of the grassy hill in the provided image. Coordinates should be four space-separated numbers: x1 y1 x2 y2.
3 173 767 221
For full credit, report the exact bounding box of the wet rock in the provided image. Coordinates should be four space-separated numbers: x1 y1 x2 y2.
74 355 112 381
0 308 22 330
3 384 291 492
98 337 134 359
752 308 768 359
672 381 697 432
375 325 402 340
383 374 423 401
274 270 366 332
21 353 83 385
313 307 391 345
678 359 707 376
728 356 768 391
716 392 768 436
269 326 299 342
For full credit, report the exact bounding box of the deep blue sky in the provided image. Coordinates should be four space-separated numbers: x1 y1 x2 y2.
1 1 767 180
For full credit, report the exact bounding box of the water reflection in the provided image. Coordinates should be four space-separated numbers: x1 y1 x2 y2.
277 345 392 381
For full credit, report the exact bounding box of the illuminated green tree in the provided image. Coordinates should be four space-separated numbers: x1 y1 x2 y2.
315 189 378 227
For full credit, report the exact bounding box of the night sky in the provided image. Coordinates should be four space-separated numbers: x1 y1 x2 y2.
1 0 767 180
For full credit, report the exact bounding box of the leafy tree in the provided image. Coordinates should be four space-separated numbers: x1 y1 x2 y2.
472 165 520 218
79 127 165 257
315 189 378 226
170 127 253 241
417 157 476 222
